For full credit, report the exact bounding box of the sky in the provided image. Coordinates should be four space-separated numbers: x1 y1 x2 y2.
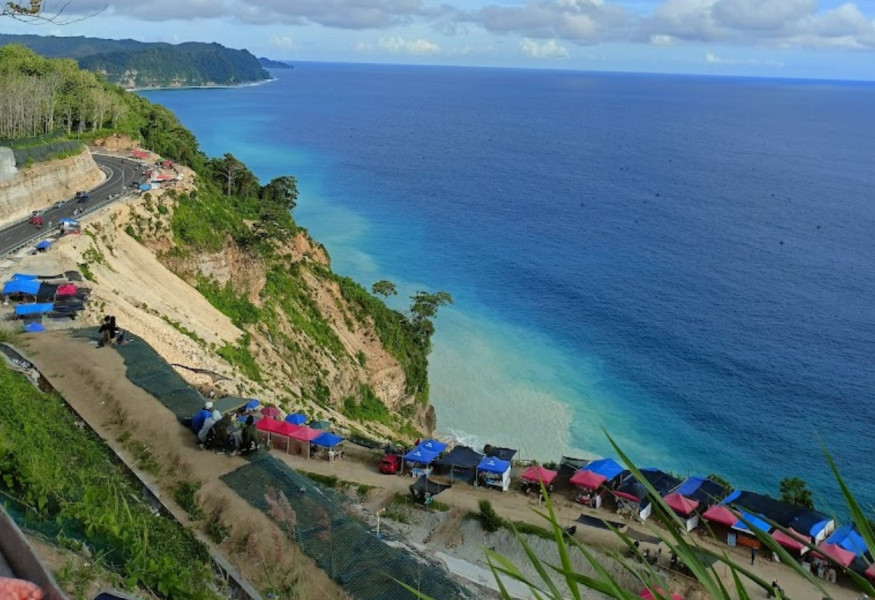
4 0 875 80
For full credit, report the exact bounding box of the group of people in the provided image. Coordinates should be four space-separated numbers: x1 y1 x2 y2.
190 401 258 455
98 315 125 347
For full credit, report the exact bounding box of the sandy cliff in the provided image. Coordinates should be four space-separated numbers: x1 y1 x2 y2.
0 147 103 228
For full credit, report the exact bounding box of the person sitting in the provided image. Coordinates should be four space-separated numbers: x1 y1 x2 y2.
239 415 258 454
191 402 213 434
198 408 222 447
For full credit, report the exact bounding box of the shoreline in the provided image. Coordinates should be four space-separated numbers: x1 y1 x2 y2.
128 76 277 93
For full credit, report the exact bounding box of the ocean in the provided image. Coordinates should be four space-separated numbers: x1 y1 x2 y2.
142 64 875 513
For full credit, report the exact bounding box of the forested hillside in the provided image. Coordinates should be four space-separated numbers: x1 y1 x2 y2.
0 34 270 88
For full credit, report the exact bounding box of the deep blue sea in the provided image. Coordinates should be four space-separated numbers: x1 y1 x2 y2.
143 64 875 513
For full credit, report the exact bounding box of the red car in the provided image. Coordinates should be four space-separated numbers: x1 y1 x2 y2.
29 214 43 228
379 453 402 474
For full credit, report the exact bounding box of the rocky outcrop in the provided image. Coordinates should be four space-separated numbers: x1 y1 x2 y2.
0 148 103 228
0 147 16 181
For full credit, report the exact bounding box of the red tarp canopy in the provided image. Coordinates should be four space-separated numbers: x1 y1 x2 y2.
865 563 875 580
702 505 739 527
816 542 855 568
639 587 682 600
260 406 281 419
290 426 322 442
522 465 558 485
772 528 811 553
570 469 607 490
131 150 148 158
664 493 700 516
255 418 298 436
56 283 77 296
155 174 172 181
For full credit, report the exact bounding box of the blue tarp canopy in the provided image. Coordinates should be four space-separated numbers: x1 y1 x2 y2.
11 273 37 280
477 456 511 474
23 322 45 332
312 432 344 448
3 279 41 295
826 526 868 556
723 489 830 537
285 413 307 425
584 458 625 480
435 446 484 469
404 447 439 465
35 240 52 250
15 303 54 316
244 399 260 410
733 511 773 535
139 184 152 191
675 476 727 505
417 439 447 454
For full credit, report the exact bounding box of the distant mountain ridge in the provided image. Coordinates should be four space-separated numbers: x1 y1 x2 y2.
259 56 293 69
0 34 271 89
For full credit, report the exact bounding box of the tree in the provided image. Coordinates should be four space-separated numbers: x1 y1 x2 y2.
2 1 104 24
371 280 397 297
408 290 453 346
779 476 814 508
261 175 298 213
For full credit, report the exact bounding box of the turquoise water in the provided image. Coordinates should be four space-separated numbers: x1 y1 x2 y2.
143 64 875 511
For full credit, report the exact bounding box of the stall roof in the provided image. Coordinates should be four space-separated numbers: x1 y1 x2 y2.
435 446 484 469
521 465 558 485
417 439 448 454
772 528 811 552
584 458 625 481
485 446 517 461
817 542 856 568
825 526 868 556
664 492 700 516
477 456 511 474
410 476 452 497
675 477 727 506
290 426 323 442
570 470 607 490
312 432 344 448
15 303 54 316
404 446 439 465
11 273 37 280
702 505 739 527
3 279 41 295
723 490 830 537
732 511 773 535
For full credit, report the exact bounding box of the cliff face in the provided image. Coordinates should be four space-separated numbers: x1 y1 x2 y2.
0 148 103 228
51 148 431 442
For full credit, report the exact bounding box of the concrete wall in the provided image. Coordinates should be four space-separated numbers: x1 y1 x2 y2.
0 148 103 228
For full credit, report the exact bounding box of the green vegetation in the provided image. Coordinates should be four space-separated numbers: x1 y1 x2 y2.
216 335 262 382
779 476 814 508
0 363 222 599
342 384 392 425
476 499 505 533
0 33 270 88
173 481 204 521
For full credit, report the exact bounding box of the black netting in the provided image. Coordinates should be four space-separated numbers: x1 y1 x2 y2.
222 454 471 600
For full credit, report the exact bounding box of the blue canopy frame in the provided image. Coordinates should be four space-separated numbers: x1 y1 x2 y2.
477 456 510 474
417 439 447 454
312 432 344 448
404 447 439 465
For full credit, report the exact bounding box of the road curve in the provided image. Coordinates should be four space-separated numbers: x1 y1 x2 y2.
0 153 142 257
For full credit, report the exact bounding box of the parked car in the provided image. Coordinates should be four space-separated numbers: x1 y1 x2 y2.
75 191 89 203
53 199 67 208
29 214 43 227
379 453 402 474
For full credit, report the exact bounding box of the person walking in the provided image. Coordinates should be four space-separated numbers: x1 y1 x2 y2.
750 546 756 565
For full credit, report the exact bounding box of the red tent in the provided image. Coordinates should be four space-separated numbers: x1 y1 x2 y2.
772 528 811 553
255 418 296 435
261 406 281 419
639 587 682 600
570 469 607 490
56 283 77 296
816 542 855 568
290 426 322 442
664 493 700 516
131 150 148 159
865 563 875 580
522 465 558 485
702 505 739 527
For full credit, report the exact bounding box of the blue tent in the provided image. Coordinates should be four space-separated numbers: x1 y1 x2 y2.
15 303 54 316
312 432 344 448
11 273 37 280
35 240 52 250
477 456 511 474
827 526 868 556
404 447 439 465
139 183 152 191
583 457 625 480
675 476 727 505
285 413 307 425
732 511 772 535
23 322 45 332
3 279 41 295
244 399 260 410
417 439 447 454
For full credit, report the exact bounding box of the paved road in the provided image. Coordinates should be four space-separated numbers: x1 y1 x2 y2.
0 153 142 257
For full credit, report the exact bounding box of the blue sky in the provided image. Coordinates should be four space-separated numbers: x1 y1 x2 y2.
5 0 875 80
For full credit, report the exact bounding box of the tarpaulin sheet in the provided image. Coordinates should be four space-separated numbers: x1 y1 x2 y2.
312 432 344 448
3 280 40 295
15 303 54 315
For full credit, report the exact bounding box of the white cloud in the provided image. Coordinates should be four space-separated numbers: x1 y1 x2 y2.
520 38 570 58
355 37 441 54
269 35 297 49
649 33 675 45
705 51 784 67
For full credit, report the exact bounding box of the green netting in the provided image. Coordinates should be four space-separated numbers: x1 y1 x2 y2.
222 454 472 600
72 328 246 419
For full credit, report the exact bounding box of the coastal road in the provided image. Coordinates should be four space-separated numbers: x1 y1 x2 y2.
0 153 142 257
